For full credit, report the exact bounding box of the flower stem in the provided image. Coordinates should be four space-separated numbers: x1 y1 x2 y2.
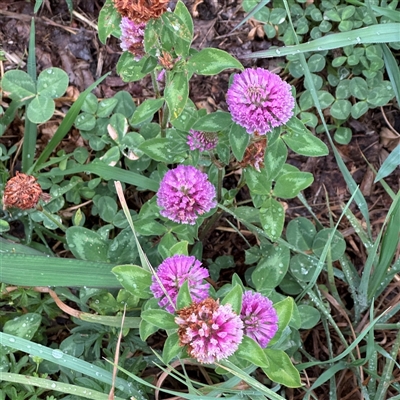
40 208 67 232
199 209 223 242
160 104 169 138
150 70 161 99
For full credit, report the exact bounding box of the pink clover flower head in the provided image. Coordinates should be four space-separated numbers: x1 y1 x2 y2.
187 130 218 152
119 17 146 61
150 255 211 313
176 298 244 364
157 165 217 225
240 291 279 348
226 68 295 135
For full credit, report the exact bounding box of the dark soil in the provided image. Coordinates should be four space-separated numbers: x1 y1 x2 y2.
1 0 400 399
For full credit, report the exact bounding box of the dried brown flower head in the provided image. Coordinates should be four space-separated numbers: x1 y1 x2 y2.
239 135 268 172
113 0 169 23
3 172 43 210
158 51 174 70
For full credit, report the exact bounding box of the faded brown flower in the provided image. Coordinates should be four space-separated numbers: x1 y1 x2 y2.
158 51 174 70
113 0 169 23
3 172 43 210
240 135 267 172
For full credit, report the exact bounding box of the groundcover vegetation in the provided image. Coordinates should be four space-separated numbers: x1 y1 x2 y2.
0 0 399 399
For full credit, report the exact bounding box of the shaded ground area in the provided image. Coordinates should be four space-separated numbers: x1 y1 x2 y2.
1 0 400 398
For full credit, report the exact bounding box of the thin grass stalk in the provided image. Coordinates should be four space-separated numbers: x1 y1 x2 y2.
367 194 400 299
301 286 354 361
374 330 400 399
367 330 378 398
114 181 176 312
297 193 324 230
321 315 338 400
339 255 362 322
297 189 358 301
22 18 37 173
233 0 271 31
325 251 347 311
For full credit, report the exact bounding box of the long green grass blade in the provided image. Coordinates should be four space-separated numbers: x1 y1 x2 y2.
0 332 143 399
233 0 270 31
40 161 159 192
346 0 400 22
304 361 347 395
297 305 385 369
246 24 400 58
374 143 400 182
382 44 400 107
218 361 286 399
297 189 358 300
0 236 47 255
368 193 400 299
0 253 121 287
0 100 22 137
22 18 37 173
31 73 110 174
375 332 400 399
0 372 125 400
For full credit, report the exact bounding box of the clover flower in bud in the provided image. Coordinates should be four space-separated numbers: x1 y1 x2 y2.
150 255 210 313
157 165 216 225
226 68 295 135
119 17 146 60
176 298 244 364
3 172 43 210
240 291 279 348
187 130 218 152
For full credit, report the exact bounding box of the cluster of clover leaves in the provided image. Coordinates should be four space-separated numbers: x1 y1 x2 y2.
0 0 379 396
243 0 396 144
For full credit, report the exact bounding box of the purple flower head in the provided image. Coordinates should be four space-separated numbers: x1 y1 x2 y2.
150 255 210 313
176 298 244 364
119 17 146 61
187 130 218 152
240 291 279 348
226 68 295 135
157 165 217 225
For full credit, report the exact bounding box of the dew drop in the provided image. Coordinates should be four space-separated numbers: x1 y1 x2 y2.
51 349 64 359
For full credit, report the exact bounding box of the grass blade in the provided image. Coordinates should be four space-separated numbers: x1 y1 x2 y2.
22 18 37 173
0 100 22 137
40 160 159 192
368 192 400 299
0 253 121 287
233 0 271 31
245 24 400 58
375 332 400 399
382 44 400 107
0 332 143 399
374 143 400 182
31 73 110 173
0 372 125 400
